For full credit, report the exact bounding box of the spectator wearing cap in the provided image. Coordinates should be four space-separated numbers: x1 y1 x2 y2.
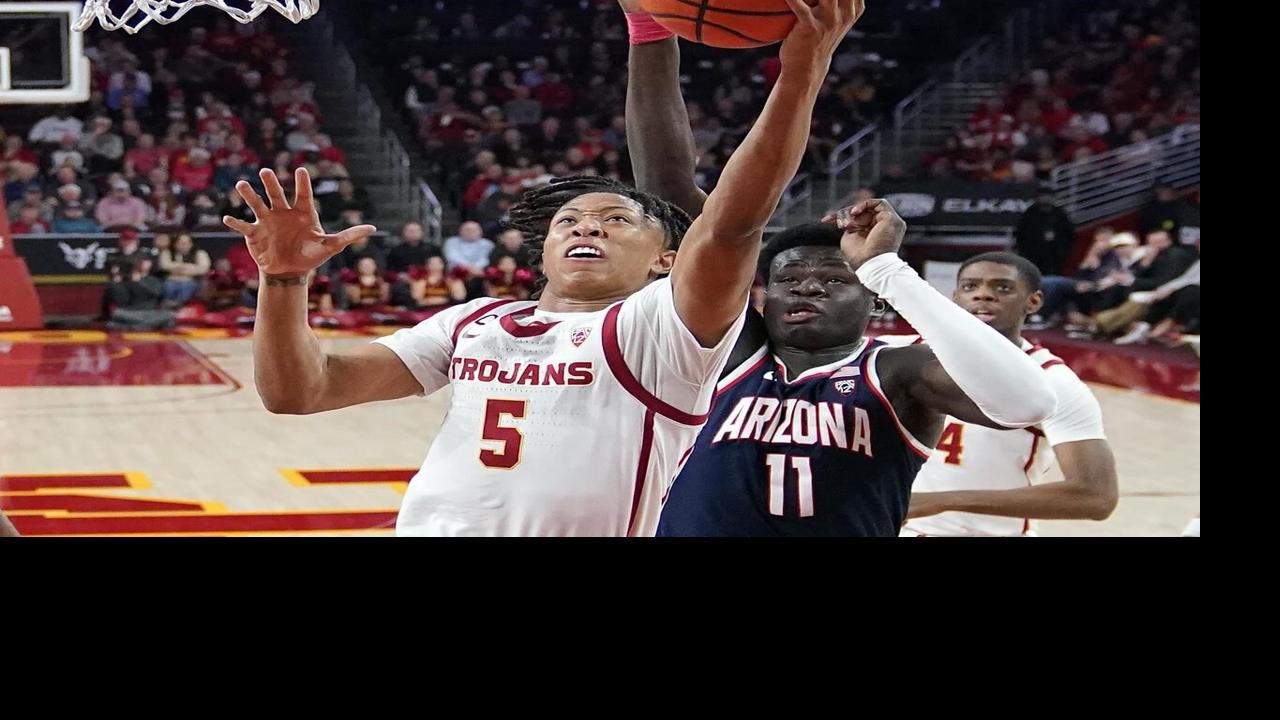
1090 230 1198 338
1037 227 1136 327
95 180 149 230
105 227 153 281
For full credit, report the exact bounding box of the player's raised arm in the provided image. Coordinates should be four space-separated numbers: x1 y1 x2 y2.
619 0 707 219
832 200 1057 431
670 0 864 348
224 168 423 414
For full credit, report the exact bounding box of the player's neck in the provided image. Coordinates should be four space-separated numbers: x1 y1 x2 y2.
537 289 630 313
774 339 864 378
1003 326 1026 347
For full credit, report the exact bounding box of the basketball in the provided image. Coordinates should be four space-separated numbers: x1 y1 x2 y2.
640 0 801 48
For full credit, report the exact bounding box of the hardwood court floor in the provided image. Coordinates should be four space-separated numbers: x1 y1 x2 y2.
0 331 1199 537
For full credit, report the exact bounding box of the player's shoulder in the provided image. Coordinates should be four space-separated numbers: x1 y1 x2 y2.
1033 363 1097 426
1026 343 1066 369
621 277 674 308
409 297 526 334
872 334 922 348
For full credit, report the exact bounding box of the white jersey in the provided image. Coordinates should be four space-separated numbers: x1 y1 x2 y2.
374 278 745 536
886 337 1107 537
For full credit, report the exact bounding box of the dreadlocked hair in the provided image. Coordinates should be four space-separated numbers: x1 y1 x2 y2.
504 175 693 296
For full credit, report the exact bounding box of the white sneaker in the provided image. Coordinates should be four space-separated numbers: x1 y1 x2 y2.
1114 322 1151 345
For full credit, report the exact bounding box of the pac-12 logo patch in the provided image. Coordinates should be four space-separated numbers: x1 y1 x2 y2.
832 366 860 395
571 326 592 347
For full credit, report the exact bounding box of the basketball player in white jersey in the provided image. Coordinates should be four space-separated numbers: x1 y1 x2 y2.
892 252 1119 537
222 0 865 536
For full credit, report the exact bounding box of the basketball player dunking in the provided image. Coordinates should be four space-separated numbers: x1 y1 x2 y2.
619 1 1058 536
222 0 863 536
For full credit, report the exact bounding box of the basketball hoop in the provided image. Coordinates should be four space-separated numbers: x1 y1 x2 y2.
74 0 319 34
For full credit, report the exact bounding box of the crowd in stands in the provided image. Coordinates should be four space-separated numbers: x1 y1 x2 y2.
93 217 536 329
1019 183 1200 347
5 0 1199 345
1 16 373 243
923 0 1200 183
351 0 978 229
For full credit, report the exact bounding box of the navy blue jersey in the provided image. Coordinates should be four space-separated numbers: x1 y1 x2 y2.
657 338 932 537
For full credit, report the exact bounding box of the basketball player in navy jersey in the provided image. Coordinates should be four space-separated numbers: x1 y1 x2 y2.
620 1 1058 535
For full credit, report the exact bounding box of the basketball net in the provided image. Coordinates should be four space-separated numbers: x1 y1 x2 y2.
75 0 318 34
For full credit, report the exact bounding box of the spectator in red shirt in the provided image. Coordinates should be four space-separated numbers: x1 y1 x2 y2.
1039 96 1077 136
206 17 242 57
213 133 261 168
574 129 608 164
2 135 39 170
969 97 1013 134
172 146 214 193
314 134 346 166
167 133 199 170
124 133 169 178
1059 126 1109 162
9 205 50 234
533 72 574 113
421 102 482 151
197 103 247 138
463 163 506 210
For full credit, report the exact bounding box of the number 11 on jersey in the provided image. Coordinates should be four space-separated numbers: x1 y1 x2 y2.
765 454 814 517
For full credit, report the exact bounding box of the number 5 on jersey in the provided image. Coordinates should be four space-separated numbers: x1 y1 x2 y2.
480 399 527 469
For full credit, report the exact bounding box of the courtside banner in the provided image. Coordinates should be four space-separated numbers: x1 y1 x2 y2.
878 181 1038 228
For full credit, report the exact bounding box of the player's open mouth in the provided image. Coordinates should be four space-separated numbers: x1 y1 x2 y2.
968 305 999 322
564 244 606 260
783 302 822 323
